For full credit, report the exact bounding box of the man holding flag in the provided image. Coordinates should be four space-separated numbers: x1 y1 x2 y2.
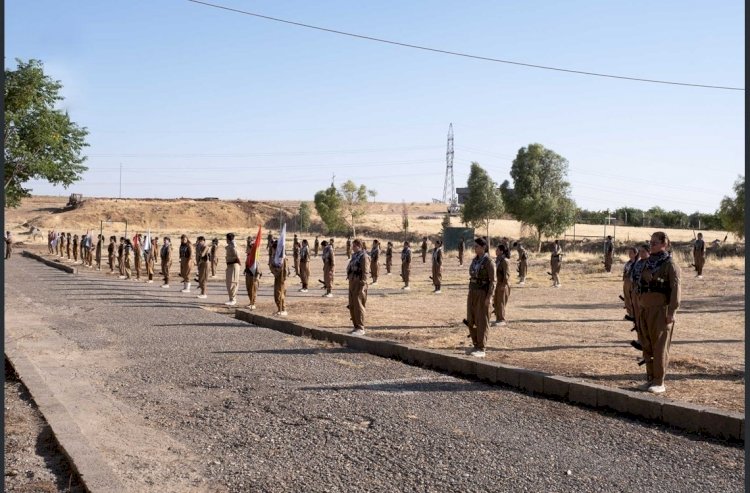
244 228 263 309
270 224 290 316
143 230 155 283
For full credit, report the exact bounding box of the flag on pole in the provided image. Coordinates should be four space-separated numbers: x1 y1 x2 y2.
246 226 262 275
144 229 152 256
272 223 286 267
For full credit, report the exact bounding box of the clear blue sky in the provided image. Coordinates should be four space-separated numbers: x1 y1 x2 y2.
6 0 745 214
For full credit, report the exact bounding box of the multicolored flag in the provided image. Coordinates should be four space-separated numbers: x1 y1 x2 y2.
272 223 286 267
246 226 262 275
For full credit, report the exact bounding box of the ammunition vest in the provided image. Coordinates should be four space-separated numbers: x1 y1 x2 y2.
469 254 492 290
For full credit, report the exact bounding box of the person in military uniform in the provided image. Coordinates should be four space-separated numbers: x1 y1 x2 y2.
514 242 528 285
550 239 563 288
72 234 79 262
152 237 159 267
66 232 73 259
492 244 511 326
144 235 155 283
55 231 60 256
320 240 335 297
95 234 103 270
298 238 310 292
457 236 465 266
313 236 320 257
369 239 380 286
117 237 125 275
431 239 444 293
292 234 301 277
266 232 274 265
4 231 12 260
604 235 614 273
346 239 370 335
160 237 173 288
107 236 116 273
121 239 133 279
465 238 495 357
83 233 93 268
270 240 290 315
622 246 638 322
385 241 394 274
244 238 261 309
133 234 143 280
79 234 86 264
179 234 194 293
345 236 352 259
693 232 706 278
210 238 220 278
224 233 242 305
420 236 428 263
629 243 650 349
400 241 412 290
195 236 210 299
633 232 681 394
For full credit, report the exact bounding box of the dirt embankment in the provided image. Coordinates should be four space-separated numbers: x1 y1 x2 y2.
5 195 739 246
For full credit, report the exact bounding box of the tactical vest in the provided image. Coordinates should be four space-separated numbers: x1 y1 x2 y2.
469 255 492 290
636 258 673 296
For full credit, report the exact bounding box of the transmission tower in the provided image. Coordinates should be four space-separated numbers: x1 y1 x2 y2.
442 123 456 209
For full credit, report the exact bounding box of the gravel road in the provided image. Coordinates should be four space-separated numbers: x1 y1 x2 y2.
5 256 744 492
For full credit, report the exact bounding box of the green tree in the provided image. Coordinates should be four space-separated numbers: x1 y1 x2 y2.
717 175 744 239
402 201 410 238
461 162 504 239
297 201 312 232
340 180 373 237
500 144 577 251
440 212 451 235
5 59 89 208
313 184 346 234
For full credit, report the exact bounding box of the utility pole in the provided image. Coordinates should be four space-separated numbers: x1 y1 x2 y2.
442 123 458 212
119 163 122 199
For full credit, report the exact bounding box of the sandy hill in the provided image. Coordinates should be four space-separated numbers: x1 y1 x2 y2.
4 195 738 246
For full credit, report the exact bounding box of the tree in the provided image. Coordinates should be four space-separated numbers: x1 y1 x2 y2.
297 202 312 232
340 180 373 237
313 184 347 234
440 212 451 235
461 162 504 239
717 175 744 240
5 59 89 208
500 144 577 251
402 201 410 238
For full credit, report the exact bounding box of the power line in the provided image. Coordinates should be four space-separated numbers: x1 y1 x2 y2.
187 0 744 92
88 144 441 159
84 158 437 171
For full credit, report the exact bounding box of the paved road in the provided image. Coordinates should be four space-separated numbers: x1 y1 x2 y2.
4 257 744 492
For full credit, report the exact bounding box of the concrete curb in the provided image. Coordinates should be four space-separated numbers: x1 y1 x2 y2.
235 310 744 443
22 250 77 274
5 349 126 493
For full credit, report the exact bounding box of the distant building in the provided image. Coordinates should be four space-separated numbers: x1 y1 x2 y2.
456 187 469 204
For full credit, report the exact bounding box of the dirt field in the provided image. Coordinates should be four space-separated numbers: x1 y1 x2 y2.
8 195 745 413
